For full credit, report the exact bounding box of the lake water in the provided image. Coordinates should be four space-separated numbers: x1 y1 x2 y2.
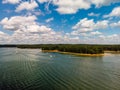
0 48 120 90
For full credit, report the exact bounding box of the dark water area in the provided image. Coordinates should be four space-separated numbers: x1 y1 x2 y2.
0 48 120 90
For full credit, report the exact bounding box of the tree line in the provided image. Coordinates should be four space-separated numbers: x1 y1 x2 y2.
0 44 120 54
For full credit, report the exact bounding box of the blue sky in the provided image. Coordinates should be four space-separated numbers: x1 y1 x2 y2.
0 0 120 44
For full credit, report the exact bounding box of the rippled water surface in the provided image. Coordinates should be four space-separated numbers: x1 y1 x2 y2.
0 48 120 90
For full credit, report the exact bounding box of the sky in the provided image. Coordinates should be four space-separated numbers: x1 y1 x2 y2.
0 0 120 44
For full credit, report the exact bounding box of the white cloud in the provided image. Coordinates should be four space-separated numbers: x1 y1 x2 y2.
45 17 54 23
37 0 120 14
0 31 7 35
70 17 120 44
0 15 37 31
110 6 120 17
72 18 95 32
2 0 20 4
15 1 38 12
71 30 102 36
70 33 120 44
56 0 120 14
95 20 109 29
104 6 120 18
110 21 120 27
87 34 120 44
9 30 78 44
72 18 109 33
75 34 120 44
88 12 100 17
0 15 74 44
1 0 119 44
91 0 120 7
3 0 120 14
38 0 91 14
0 15 55 35
0 31 10 44
53 0 90 14
27 25 53 33
99 34 120 41
37 0 50 3
90 31 102 35
55 7 77 14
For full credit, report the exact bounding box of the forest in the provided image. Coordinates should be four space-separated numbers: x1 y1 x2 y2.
0 44 119 54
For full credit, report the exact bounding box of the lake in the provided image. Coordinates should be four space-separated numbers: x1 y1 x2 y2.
0 48 120 90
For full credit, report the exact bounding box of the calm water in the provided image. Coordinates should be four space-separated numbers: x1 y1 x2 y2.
0 48 120 90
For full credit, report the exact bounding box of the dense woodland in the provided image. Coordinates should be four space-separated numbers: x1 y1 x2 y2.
0 44 120 54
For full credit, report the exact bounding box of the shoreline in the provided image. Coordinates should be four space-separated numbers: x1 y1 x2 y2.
42 50 104 57
104 51 120 54
59 52 104 57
